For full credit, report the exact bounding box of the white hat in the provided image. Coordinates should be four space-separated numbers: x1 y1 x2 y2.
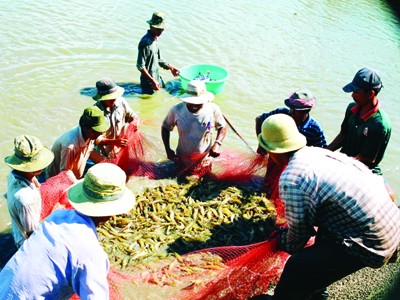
68 163 136 217
179 80 214 104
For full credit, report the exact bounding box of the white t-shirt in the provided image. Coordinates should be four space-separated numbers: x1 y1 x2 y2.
6 171 42 248
162 101 226 164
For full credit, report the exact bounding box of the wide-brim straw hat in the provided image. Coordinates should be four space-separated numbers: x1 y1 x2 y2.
92 77 125 101
179 80 214 105
258 114 306 154
147 12 169 29
68 163 136 217
4 135 54 172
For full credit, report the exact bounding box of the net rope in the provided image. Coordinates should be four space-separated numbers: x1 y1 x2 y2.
39 123 289 299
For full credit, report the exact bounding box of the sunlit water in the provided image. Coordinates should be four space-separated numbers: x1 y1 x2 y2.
1 0 399 234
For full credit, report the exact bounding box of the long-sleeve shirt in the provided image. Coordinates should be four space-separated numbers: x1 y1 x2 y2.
0 209 109 299
136 30 170 82
6 171 42 248
258 108 327 148
279 146 400 268
46 126 94 179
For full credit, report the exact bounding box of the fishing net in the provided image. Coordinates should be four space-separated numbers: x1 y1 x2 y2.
38 123 289 299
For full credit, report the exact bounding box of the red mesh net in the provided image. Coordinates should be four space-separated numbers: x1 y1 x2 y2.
39 123 289 299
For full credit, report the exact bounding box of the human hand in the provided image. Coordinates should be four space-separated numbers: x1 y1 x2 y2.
209 143 221 158
152 81 161 91
170 67 180 77
166 149 177 161
113 138 129 147
256 145 267 155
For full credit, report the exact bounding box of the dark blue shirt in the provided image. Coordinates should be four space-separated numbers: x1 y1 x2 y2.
259 108 327 148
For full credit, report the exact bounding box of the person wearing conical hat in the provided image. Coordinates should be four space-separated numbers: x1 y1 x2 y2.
4 135 54 248
46 106 109 180
0 163 136 299
249 114 400 300
90 77 140 162
162 80 227 178
137 11 180 94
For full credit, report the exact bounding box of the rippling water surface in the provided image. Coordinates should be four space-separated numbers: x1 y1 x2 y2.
1 0 399 227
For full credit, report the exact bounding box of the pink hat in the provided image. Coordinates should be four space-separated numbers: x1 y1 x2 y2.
284 89 316 111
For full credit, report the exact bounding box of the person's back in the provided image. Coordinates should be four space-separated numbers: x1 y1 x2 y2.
0 209 109 299
281 146 400 266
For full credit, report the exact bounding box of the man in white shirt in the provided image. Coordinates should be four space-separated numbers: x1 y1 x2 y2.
4 135 54 248
162 80 227 177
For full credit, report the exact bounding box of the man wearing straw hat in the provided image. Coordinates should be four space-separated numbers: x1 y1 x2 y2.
4 135 54 248
0 163 136 299
46 106 109 180
250 114 400 300
162 80 227 177
137 11 180 95
90 77 140 161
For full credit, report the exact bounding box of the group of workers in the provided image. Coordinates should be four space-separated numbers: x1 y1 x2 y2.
0 10 399 300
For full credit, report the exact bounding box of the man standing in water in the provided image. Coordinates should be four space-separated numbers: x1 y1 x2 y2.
250 114 400 300
327 67 391 175
162 80 227 177
137 12 180 95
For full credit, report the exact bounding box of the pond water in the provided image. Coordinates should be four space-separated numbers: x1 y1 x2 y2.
1 0 399 232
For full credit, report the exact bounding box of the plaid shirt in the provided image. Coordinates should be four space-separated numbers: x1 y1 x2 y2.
279 147 400 267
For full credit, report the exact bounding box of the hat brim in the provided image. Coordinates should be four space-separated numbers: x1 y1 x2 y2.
91 118 110 133
147 20 169 29
342 82 359 93
284 99 315 110
258 132 306 154
92 86 125 101
4 147 54 172
67 179 136 217
179 91 214 104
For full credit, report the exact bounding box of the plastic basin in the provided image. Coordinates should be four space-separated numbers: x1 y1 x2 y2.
179 64 229 95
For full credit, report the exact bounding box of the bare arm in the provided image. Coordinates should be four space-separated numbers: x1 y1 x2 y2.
161 126 177 161
209 126 227 157
327 131 345 151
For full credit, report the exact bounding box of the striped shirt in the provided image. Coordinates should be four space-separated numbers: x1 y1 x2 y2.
279 147 400 268
259 108 327 148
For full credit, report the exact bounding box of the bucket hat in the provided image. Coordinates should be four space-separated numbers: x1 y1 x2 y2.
68 163 136 217
4 135 54 172
284 89 316 111
179 80 214 105
342 67 382 93
258 114 306 154
147 12 169 29
79 106 110 133
92 77 125 101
